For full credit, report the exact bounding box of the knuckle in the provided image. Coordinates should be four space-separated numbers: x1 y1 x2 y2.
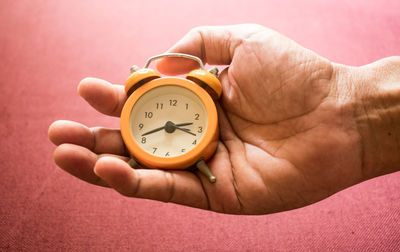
163 172 176 203
127 171 141 197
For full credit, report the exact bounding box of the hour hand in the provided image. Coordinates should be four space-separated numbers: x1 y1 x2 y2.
141 121 194 137
174 122 193 127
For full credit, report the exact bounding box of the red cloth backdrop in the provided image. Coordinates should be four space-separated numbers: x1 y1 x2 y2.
1 0 399 251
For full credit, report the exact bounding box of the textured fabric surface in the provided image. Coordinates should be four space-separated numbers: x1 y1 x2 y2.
0 0 399 251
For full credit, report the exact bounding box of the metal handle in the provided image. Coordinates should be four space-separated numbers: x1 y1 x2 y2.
143 53 205 70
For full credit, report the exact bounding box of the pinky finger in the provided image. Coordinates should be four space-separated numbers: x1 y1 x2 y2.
94 157 209 209
54 144 126 187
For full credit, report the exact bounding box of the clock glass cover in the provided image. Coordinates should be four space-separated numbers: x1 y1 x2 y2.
129 85 208 158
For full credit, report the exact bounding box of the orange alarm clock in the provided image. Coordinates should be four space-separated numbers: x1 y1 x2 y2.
120 53 221 183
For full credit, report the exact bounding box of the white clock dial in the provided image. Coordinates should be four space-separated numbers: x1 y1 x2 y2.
129 85 208 158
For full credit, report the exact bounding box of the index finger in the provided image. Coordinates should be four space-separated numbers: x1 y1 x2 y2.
78 77 126 117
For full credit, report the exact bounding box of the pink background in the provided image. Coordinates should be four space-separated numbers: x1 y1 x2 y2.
1 0 399 251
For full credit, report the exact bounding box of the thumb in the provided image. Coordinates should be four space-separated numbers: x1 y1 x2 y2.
156 25 254 75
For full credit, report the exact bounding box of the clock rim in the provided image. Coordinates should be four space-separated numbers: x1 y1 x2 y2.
120 77 219 169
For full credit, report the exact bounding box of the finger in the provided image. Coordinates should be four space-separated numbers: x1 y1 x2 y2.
155 26 235 75
48 120 128 156
156 24 265 75
78 77 126 117
53 143 112 187
94 157 210 209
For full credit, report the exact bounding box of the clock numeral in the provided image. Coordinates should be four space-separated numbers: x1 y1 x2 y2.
181 148 186 153
165 152 170 157
156 103 163 110
192 139 197 145
138 123 144 130
194 113 200 120
141 137 146 144
197 126 203 133
144 112 153 118
185 103 189 110
169 99 177 106
152 147 157 154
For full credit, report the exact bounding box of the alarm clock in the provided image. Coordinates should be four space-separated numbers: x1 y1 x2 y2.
120 53 222 183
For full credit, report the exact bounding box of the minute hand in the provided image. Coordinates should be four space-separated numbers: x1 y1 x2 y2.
141 125 166 136
141 122 194 136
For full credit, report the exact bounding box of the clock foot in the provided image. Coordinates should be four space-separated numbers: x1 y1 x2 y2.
196 160 216 183
127 158 138 168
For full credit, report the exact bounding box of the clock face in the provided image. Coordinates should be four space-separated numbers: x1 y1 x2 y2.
129 85 208 158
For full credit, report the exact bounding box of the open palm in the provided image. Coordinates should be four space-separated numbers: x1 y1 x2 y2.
49 24 362 214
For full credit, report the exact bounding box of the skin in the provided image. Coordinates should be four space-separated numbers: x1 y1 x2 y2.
48 24 400 215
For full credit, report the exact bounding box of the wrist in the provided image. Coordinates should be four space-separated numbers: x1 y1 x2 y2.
335 57 400 179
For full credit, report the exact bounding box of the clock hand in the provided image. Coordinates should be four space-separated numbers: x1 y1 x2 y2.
166 121 196 136
174 122 193 127
175 126 196 136
141 125 166 136
142 122 194 137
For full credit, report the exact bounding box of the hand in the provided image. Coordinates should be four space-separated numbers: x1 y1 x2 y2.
48 24 400 214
